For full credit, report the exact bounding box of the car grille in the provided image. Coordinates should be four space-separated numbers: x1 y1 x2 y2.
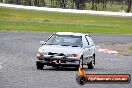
48 52 65 56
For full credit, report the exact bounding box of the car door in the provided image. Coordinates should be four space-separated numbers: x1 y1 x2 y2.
85 35 95 56
82 35 91 64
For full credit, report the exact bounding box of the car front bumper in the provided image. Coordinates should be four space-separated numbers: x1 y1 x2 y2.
36 56 80 67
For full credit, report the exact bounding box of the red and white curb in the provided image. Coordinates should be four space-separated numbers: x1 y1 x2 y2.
96 46 119 55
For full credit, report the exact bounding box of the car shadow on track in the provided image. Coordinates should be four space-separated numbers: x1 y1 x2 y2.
36 67 103 72
42 67 78 71
42 67 103 72
35 66 108 72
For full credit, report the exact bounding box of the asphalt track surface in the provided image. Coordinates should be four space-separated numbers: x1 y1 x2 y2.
0 32 132 88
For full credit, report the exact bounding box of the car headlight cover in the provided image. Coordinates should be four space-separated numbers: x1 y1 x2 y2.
36 51 42 57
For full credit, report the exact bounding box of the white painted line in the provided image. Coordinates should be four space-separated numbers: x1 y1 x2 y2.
0 3 132 17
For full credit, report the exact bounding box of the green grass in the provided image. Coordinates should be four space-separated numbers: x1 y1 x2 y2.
0 7 132 34
129 46 132 50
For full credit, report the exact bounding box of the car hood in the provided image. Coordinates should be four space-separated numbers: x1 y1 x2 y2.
38 45 82 55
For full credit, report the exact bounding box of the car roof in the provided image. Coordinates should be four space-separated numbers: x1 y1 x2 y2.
56 32 88 36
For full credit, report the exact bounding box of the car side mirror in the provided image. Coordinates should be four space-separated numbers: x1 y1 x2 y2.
40 41 46 45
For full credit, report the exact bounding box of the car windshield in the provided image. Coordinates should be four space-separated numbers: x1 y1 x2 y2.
46 34 82 47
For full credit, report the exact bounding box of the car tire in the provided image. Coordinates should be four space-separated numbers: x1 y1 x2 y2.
79 56 84 68
87 55 95 69
36 62 44 70
93 54 95 65
87 60 94 69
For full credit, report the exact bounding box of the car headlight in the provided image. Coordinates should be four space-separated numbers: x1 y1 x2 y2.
65 54 78 57
36 51 42 57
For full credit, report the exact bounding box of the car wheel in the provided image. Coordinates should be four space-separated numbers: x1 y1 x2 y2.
79 56 84 68
87 55 95 69
87 60 94 69
36 62 44 70
93 54 95 65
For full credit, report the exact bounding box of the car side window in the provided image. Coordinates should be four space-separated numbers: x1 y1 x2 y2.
83 36 89 46
85 37 90 45
86 36 94 46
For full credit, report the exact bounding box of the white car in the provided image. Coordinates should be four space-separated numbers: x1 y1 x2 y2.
36 32 96 69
